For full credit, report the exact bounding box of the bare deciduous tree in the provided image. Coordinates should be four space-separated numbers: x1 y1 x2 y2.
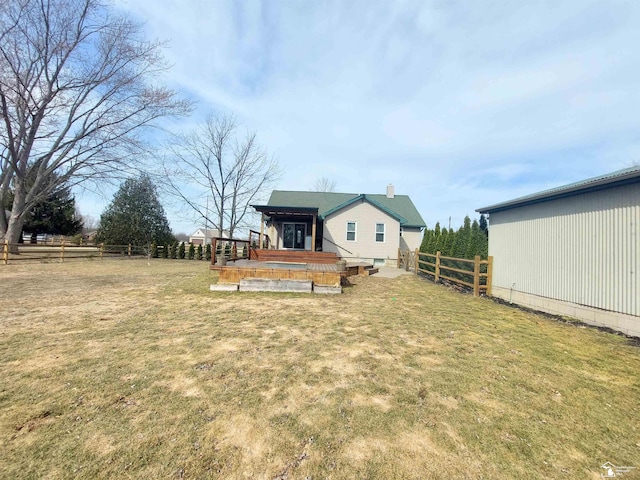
0 0 192 250
161 113 280 239
312 176 337 192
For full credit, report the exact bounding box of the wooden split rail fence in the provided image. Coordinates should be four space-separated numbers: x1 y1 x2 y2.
2 241 152 265
399 249 493 297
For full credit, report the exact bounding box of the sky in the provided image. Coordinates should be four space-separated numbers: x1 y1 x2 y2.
77 0 640 234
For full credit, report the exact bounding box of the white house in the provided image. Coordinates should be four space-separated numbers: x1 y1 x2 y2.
252 185 426 267
477 166 640 337
188 228 227 245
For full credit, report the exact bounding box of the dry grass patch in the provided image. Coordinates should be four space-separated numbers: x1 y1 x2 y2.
0 260 639 479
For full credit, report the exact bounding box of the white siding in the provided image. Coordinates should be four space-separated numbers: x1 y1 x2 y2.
489 183 640 317
323 201 400 261
400 227 423 251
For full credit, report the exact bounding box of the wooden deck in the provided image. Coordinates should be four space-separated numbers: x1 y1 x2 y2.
213 259 344 286
248 249 340 264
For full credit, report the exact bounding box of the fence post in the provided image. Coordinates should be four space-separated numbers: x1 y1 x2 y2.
128 244 132 257
435 251 441 282
3 240 8 265
473 255 480 297
486 256 493 296
414 248 419 275
61 239 65 263
100 243 104 260
397 248 401 268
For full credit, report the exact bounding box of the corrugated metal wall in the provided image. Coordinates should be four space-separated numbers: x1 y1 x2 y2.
489 182 639 316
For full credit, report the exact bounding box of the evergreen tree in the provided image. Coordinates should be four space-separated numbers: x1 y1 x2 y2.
22 184 83 243
196 244 203 260
162 243 169 259
178 241 186 259
169 241 177 259
435 228 448 253
479 214 488 237
420 228 432 253
466 220 481 259
205 244 212 261
188 242 195 260
96 175 174 246
444 228 456 256
3 169 83 243
150 241 158 258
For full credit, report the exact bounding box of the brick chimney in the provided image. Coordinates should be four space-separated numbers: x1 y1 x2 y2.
386 184 395 198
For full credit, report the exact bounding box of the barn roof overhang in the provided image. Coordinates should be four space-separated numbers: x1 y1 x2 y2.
476 166 640 214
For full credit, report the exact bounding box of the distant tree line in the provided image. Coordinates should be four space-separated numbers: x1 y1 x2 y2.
419 214 488 259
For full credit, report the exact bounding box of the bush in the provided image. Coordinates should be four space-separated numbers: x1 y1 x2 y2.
205 244 212 261
161 243 169 259
187 242 195 260
196 244 203 260
150 241 158 258
169 242 177 259
178 241 186 259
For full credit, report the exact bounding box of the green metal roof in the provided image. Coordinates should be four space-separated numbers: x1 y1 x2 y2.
476 166 640 214
262 190 426 228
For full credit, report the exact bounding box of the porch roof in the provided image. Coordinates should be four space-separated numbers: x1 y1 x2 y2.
252 205 318 218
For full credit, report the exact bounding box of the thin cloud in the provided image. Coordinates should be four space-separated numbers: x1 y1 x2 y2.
101 0 640 233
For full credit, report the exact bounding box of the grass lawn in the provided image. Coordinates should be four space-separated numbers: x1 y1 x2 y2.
0 260 639 479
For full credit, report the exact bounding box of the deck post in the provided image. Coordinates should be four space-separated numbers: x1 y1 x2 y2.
211 238 217 265
311 214 317 252
259 213 265 249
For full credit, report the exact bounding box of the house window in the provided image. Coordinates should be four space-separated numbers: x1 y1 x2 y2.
375 223 385 243
346 222 356 241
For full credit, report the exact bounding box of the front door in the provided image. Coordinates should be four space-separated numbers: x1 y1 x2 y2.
283 223 306 249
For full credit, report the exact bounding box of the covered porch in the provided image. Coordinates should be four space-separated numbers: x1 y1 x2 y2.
252 205 323 252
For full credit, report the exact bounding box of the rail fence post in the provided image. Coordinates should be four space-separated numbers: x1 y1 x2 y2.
473 255 480 297
486 256 493 296
100 243 104 260
435 251 441 282
397 248 401 268
414 248 419 275
61 240 65 263
3 240 8 265
128 244 132 257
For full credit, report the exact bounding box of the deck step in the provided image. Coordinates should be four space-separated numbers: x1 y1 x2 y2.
239 278 313 293
364 266 379 276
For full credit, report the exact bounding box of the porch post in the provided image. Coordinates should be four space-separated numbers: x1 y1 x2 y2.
259 213 265 249
311 214 317 252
